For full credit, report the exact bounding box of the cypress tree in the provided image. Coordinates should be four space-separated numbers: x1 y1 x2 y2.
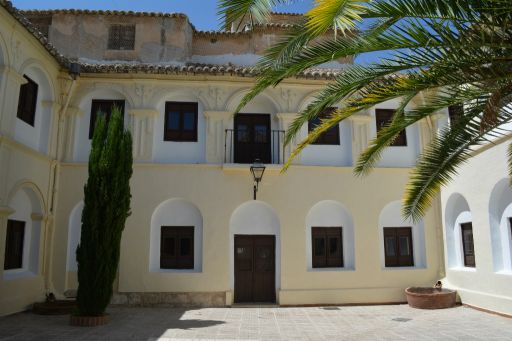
76 106 133 316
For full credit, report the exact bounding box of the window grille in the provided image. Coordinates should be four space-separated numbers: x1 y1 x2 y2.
108 24 135 50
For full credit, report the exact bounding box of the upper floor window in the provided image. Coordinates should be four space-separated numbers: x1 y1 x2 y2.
308 107 340 145
4 220 25 270
448 104 464 127
89 99 125 139
160 226 194 269
108 24 135 50
384 227 414 267
312 227 343 268
461 222 476 267
375 109 407 146
17 75 38 126
164 102 198 142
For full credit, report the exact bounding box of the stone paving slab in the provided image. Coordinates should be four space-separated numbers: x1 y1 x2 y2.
0 305 511 340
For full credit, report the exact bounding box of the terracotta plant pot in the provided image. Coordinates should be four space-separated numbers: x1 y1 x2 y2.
405 287 457 309
70 314 110 327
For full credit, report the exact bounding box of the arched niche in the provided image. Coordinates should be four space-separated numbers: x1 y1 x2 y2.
225 89 281 115
149 198 203 272
5 183 45 280
305 200 355 270
378 201 426 268
444 193 473 269
73 88 130 162
13 62 55 154
489 178 512 272
152 90 207 163
229 200 281 292
66 201 84 272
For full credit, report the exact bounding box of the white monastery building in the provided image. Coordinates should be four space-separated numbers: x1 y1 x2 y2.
0 0 511 317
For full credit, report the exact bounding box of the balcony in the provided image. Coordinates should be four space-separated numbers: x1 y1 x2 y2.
224 129 286 164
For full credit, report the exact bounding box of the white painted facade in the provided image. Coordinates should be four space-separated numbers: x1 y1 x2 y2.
0 2 510 317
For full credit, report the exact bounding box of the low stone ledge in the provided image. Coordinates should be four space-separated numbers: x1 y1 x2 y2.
111 292 225 307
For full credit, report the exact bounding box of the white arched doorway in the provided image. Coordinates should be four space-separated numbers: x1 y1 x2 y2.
444 193 474 269
229 200 280 303
488 178 512 272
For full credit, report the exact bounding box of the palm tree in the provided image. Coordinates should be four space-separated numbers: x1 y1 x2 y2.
218 0 512 221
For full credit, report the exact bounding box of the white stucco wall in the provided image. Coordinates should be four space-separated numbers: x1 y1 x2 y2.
441 138 512 315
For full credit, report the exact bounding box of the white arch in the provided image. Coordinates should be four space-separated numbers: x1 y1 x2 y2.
149 198 203 272
378 201 426 268
305 200 355 270
152 89 207 163
72 87 130 162
225 89 281 113
67 201 84 272
489 178 512 272
13 62 55 153
5 185 45 279
229 200 281 292
444 193 473 269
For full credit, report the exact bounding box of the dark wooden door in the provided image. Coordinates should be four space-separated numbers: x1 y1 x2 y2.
234 235 275 303
234 114 271 163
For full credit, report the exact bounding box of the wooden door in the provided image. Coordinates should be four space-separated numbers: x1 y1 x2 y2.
234 235 275 303
234 114 271 163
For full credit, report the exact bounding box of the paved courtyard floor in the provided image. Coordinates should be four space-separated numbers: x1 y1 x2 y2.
0 304 511 341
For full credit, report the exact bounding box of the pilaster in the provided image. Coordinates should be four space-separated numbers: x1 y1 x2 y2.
276 113 298 164
348 112 372 166
204 111 233 164
128 109 159 162
62 106 83 162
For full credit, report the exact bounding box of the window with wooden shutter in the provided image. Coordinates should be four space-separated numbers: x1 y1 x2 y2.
460 222 475 267
448 104 464 127
164 102 198 142
4 220 25 270
108 24 135 50
312 227 343 268
383 227 414 267
160 226 194 269
16 75 38 126
308 107 340 145
375 109 407 146
89 99 125 139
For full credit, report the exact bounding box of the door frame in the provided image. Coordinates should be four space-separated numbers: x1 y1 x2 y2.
234 234 276 303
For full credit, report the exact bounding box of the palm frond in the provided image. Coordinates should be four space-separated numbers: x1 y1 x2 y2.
305 0 367 37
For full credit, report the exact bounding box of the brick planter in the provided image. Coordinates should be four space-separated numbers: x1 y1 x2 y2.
70 314 110 327
405 287 456 309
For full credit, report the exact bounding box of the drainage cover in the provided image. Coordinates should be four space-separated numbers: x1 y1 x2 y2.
392 317 412 322
322 307 340 310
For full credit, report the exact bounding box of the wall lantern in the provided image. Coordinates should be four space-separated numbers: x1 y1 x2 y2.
250 159 266 200
68 62 81 80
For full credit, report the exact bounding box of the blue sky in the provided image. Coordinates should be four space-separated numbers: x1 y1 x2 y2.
12 0 312 31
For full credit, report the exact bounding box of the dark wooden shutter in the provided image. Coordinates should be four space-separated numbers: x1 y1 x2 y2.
160 226 194 269
4 220 25 270
384 227 414 267
375 109 407 146
461 223 475 267
89 99 125 139
448 104 464 127
308 107 340 145
164 102 198 142
312 227 343 268
16 76 38 126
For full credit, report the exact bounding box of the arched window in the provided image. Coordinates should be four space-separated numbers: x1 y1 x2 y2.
305 200 355 271
150 199 203 272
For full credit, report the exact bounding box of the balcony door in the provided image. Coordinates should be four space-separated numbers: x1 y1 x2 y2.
234 114 271 164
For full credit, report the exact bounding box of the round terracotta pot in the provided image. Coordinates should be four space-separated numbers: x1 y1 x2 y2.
405 287 457 309
70 314 110 327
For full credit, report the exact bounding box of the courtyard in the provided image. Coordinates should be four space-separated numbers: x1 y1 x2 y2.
0 304 511 340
